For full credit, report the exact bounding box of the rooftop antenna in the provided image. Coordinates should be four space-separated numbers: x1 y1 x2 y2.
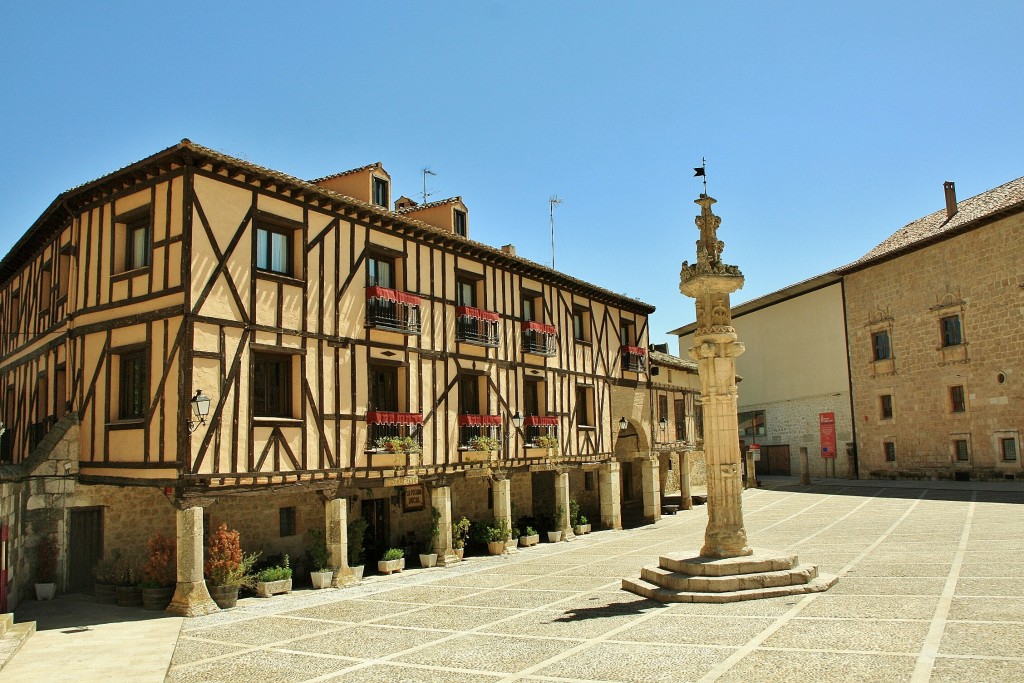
421 167 437 204
549 195 563 269
693 157 707 195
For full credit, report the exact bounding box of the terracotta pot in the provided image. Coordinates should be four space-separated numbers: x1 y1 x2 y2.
487 541 506 555
141 586 175 611
207 583 239 609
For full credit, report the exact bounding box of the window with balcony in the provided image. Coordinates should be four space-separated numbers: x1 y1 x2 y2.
941 315 962 347
366 411 422 452
524 415 558 448
367 250 418 332
522 322 557 356
253 353 293 418
621 345 647 373
458 414 502 450
118 349 148 420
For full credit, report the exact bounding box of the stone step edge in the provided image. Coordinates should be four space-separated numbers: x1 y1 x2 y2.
659 552 799 577
0 621 36 672
622 573 839 604
641 564 818 592
0 613 12 637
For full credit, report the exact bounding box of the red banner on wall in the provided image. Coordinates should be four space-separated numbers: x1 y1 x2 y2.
819 412 836 458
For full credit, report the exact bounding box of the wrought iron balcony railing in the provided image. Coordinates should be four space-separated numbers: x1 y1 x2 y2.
524 415 559 449
456 306 500 347
366 411 423 452
457 414 503 450
521 322 557 357
366 286 421 334
621 345 647 373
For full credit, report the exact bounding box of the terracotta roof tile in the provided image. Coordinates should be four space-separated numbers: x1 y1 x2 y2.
308 162 383 183
395 196 462 214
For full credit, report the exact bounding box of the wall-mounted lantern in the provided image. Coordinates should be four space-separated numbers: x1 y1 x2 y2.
187 390 212 433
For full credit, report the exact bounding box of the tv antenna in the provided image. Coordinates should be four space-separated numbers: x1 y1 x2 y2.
421 168 437 204
549 195 563 269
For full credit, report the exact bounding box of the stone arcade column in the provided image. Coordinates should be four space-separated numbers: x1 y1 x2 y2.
430 483 459 566
492 475 512 543
679 451 693 510
326 497 358 587
622 193 836 603
166 502 219 617
641 456 662 523
553 469 574 540
599 461 622 530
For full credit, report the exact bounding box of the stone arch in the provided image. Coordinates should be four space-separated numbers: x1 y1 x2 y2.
614 418 650 460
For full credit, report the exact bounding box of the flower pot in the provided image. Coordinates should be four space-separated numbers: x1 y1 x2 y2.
94 582 117 604
141 586 175 611
487 541 506 555
207 583 239 609
547 531 563 543
116 585 142 607
255 578 292 598
351 565 365 582
573 525 587 536
505 538 518 551
584 524 592 534
378 559 403 574
520 534 539 547
35 582 56 601
454 548 464 561
418 553 437 568
310 571 334 589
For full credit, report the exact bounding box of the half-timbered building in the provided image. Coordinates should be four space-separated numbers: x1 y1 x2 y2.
0 140 658 613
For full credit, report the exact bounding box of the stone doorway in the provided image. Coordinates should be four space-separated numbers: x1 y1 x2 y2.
764 445 792 476
360 498 390 572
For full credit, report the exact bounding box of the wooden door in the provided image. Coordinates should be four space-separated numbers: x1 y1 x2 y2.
765 445 792 476
360 499 390 570
68 508 103 592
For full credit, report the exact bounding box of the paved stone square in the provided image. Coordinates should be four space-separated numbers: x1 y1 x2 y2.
8 478 1024 682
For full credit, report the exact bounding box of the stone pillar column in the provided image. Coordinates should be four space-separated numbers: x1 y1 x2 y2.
431 484 459 566
744 450 757 489
327 497 358 587
166 503 219 617
679 451 693 510
554 469 573 540
800 446 811 485
641 456 662 523
599 461 622 530
492 476 512 539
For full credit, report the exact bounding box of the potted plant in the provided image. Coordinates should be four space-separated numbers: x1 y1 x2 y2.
535 434 559 455
519 525 539 547
205 523 258 609
374 436 421 454
348 517 368 581
547 506 565 542
506 521 519 551
419 507 441 568
378 547 404 574
34 535 58 601
570 499 589 535
139 533 176 610
112 552 142 607
255 555 293 598
486 524 506 555
451 516 470 560
92 552 120 604
307 529 333 589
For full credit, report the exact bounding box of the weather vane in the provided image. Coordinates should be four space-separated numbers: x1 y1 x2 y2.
694 157 707 195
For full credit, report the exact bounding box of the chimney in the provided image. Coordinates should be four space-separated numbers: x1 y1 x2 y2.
501 244 516 256
944 181 957 219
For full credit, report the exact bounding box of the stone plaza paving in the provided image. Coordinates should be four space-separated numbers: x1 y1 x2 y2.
8 477 1024 682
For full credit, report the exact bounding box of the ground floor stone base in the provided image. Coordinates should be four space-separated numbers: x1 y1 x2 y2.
622 550 837 602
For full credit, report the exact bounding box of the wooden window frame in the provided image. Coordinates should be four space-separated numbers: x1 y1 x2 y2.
453 208 467 237
880 394 894 420
372 176 389 208
255 224 294 277
118 349 148 421
1001 437 1018 462
872 330 891 361
279 506 297 537
572 306 591 344
576 385 595 429
949 385 966 413
940 314 963 347
252 352 293 418
884 440 896 462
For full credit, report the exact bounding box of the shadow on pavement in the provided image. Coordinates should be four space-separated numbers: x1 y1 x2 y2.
14 592 178 632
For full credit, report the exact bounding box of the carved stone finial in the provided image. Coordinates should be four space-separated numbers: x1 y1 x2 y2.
695 194 724 268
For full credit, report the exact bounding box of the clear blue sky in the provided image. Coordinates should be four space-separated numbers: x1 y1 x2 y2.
2 2 1022 347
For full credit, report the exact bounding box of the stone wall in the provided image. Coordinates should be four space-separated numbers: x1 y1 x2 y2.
845 211 1024 478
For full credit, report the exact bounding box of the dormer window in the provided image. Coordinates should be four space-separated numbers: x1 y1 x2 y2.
454 209 467 237
372 177 389 208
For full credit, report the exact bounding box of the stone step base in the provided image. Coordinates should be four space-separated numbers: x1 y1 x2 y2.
660 551 799 577
0 617 35 673
622 572 838 603
641 564 818 592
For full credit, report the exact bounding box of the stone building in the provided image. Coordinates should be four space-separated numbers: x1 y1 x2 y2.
672 176 1023 482
846 179 1023 479
0 140 660 612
